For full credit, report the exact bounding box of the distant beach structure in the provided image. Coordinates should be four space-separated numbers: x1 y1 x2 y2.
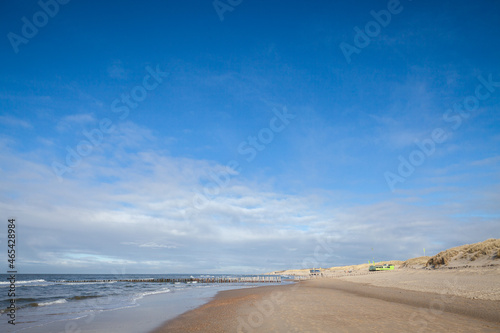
369 264 395 271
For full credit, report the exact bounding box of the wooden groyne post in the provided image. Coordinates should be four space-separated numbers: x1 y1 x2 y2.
60 276 282 284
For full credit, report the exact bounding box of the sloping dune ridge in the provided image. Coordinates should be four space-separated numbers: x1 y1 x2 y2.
267 238 500 276
426 238 500 268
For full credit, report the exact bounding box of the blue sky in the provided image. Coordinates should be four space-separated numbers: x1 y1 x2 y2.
0 0 499 274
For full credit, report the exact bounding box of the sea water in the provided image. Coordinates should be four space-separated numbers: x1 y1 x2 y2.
0 274 284 333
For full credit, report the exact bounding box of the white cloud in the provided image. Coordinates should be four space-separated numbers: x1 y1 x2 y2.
122 242 178 249
470 155 500 166
0 121 498 274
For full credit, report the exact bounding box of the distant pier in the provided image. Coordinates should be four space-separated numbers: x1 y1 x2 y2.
59 276 282 284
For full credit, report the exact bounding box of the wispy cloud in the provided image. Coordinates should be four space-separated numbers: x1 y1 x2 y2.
107 61 129 80
0 115 32 129
470 155 500 166
56 113 96 132
122 242 178 249
1 121 497 273
61 113 95 124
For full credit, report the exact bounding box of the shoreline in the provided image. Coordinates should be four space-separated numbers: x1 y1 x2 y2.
5 284 256 333
5 287 218 333
150 284 289 333
152 272 500 332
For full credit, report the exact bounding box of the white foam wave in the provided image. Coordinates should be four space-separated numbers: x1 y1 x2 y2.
141 288 171 297
58 281 117 285
38 299 67 307
133 287 171 302
0 279 47 285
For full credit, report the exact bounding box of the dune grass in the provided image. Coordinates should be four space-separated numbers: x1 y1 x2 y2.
426 238 500 268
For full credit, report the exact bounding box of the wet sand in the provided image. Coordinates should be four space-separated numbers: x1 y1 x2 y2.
152 277 500 333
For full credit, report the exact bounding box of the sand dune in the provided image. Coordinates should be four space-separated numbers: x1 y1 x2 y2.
268 238 500 275
267 260 403 276
401 256 430 268
426 238 500 268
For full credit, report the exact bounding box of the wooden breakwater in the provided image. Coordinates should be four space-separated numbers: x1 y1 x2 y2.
60 276 282 284
282 270 395 280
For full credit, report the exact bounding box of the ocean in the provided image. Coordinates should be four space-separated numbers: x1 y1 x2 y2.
0 273 285 333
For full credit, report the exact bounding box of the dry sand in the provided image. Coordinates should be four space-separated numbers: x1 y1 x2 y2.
152 271 500 333
153 239 500 332
335 266 500 301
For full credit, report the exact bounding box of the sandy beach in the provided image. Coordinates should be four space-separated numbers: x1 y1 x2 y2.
152 268 500 333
